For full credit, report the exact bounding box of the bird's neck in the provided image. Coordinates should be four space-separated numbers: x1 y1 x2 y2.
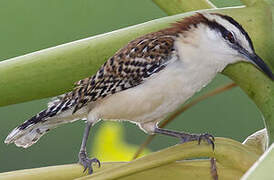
173 39 228 94
174 32 228 73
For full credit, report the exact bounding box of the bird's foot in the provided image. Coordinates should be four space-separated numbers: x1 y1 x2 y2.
78 150 101 174
154 128 215 150
180 132 215 150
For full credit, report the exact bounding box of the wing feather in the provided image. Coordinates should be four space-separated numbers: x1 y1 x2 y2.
72 33 177 113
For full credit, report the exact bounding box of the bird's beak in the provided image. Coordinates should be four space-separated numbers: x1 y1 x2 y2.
240 49 274 80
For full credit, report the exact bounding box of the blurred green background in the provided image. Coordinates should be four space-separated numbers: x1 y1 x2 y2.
0 0 264 173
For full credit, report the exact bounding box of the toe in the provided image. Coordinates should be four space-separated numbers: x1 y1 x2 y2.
83 164 88 173
200 133 215 150
78 151 100 174
208 134 215 141
88 166 93 174
206 137 215 150
92 158 101 168
80 160 90 173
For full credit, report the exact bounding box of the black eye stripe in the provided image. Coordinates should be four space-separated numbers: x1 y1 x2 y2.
205 19 232 41
201 13 254 51
212 13 254 51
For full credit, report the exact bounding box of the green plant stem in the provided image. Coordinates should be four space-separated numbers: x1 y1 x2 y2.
80 160 242 180
0 138 259 180
0 161 243 180
152 0 216 15
78 138 259 180
0 164 87 180
0 163 123 180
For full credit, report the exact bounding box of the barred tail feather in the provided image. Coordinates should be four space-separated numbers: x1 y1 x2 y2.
5 98 85 148
4 122 54 148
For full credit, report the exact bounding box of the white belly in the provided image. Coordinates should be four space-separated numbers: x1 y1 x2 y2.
89 59 217 127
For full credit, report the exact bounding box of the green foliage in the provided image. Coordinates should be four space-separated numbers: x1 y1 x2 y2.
0 137 261 180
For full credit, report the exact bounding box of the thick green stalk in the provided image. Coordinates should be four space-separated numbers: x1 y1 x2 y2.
152 0 215 15
78 138 259 180
0 138 259 180
0 163 122 180
0 161 242 180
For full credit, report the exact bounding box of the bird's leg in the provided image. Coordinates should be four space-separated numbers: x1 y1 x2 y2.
78 121 100 174
154 127 215 150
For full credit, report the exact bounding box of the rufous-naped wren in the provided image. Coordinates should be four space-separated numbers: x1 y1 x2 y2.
5 13 274 174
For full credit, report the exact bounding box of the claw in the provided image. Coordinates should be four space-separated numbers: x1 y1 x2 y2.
78 151 101 174
94 158 101 168
180 133 215 150
154 128 215 151
88 163 93 175
83 164 88 173
209 134 215 141
196 133 215 150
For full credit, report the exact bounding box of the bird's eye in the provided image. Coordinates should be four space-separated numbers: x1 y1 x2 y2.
225 31 235 43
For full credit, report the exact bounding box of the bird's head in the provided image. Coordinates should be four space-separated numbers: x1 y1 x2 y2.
171 13 274 80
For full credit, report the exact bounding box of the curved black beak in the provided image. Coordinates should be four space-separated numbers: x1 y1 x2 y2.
240 49 274 80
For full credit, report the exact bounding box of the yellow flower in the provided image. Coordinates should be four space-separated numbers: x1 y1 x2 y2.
91 122 150 161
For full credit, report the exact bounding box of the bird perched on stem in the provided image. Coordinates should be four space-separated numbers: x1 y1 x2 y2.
5 13 274 174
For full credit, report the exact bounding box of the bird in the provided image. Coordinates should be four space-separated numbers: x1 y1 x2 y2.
4 12 274 174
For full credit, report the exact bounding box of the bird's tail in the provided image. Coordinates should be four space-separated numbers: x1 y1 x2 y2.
4 96 84 148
